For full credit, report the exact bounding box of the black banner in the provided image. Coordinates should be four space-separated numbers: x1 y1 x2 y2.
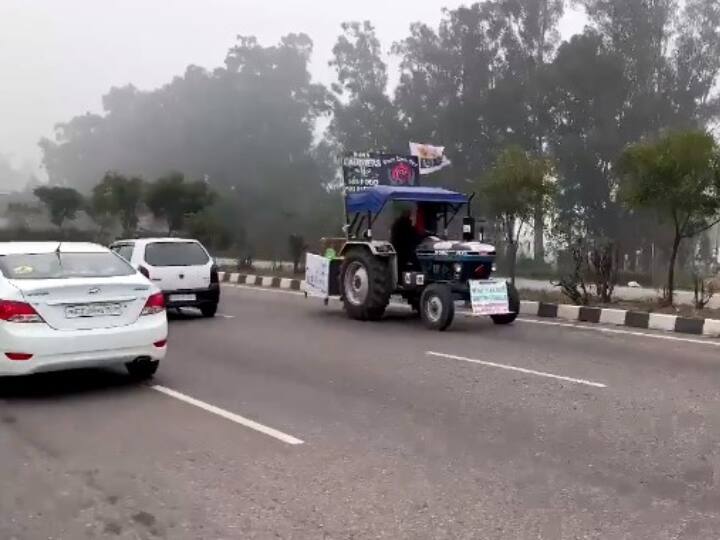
342 153 420 193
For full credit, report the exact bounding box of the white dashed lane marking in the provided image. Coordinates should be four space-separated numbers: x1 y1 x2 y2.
151 385 304 445
426 351 607 388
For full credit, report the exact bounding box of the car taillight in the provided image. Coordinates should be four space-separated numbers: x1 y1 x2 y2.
154 339 167 348
139 266 151 279
0 301 43 323
5 352 32 361
210 265 219 284
141 293 165 316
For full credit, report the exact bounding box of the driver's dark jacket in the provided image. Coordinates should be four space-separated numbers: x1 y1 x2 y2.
391 216 420 267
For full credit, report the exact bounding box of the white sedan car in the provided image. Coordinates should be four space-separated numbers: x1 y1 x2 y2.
0 242 167 378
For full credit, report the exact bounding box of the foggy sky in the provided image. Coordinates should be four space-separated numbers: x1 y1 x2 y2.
0 1 585 174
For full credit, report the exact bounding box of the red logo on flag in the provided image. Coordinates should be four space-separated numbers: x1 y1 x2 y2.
390 163 414 185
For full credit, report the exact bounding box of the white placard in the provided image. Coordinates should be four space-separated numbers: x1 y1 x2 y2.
410 142 452 175
470 280 510 315
304 253 330 297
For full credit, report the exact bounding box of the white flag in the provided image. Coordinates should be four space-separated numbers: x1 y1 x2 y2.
410 142 452 175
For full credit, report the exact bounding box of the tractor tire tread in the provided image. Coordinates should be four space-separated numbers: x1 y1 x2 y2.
340 248 391 321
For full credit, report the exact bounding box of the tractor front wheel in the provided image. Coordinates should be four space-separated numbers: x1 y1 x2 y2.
420 284 455 331
491 283 520 325
340 249 391 321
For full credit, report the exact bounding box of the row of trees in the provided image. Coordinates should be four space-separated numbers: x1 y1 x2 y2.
39 33 338 253
326 1 720 267
485 130 720 305
32 172 220 245
35 0 720 299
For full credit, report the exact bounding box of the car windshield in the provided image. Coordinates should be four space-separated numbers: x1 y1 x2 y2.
144 242 209 267
0 252 136 280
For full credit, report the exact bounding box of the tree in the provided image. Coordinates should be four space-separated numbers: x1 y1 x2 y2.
33 186 84 229
0 155 31 192
618 130 720 304
486 0 564 262
547 0 720 270
145 173 215 234
481 146 554 285
545 32 628 240
40 34 331 252
186 208 233 252
673 0 720 123
5 202 42 229
329 21 401 152
288 234 306 274
92 172 144 236
393 5 509 189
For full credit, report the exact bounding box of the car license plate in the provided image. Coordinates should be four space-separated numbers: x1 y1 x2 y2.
65 303 123 318
169 294 196 302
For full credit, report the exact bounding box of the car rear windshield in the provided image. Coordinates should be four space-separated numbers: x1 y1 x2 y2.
0 252 136 280
144 242 209 267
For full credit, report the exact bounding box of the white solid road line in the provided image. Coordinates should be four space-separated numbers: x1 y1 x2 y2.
224 284 720 348
514 318 720 347
426 351 607 389
151 385 304 445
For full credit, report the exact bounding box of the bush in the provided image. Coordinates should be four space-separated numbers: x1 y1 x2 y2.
556 238 620 305
513 256 555 280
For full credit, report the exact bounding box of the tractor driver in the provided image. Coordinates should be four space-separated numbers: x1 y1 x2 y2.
391 207 422 270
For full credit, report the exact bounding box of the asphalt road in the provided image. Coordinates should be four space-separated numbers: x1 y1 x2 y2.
3 285 720 539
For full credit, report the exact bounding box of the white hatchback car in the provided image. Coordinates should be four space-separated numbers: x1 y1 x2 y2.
110 238 219 317
0 242 167 378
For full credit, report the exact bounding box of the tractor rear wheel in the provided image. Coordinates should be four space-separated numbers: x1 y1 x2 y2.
491 283 520 325
420 284 455 331
340 249 391 321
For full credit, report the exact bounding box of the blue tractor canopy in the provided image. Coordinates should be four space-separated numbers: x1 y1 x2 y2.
345 185 469 215
344 185 473 240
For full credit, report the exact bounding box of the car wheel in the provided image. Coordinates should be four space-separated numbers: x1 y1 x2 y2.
126 358 159 380
201 303 218 318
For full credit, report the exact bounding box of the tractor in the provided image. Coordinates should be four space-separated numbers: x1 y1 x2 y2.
328 184 519 331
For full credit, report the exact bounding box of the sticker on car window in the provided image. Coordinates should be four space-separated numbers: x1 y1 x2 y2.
13 265 34 275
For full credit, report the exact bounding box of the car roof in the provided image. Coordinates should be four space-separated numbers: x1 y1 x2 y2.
112 237 201 246
0 242 109 255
